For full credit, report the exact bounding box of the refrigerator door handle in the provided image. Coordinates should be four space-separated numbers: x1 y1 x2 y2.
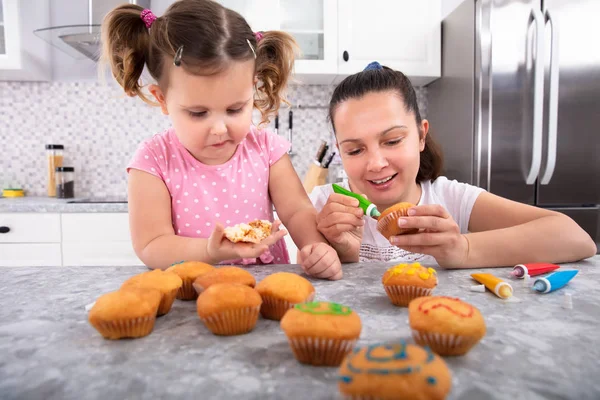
475 0 493 190
540 9 560 185
525 7 545 185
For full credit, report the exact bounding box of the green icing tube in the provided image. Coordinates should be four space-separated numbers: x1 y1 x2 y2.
332 183 381 218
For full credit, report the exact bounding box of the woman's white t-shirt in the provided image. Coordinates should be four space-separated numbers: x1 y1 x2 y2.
308 176 485 265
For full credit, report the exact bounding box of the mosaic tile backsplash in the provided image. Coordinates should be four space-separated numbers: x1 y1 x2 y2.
0 81 427 199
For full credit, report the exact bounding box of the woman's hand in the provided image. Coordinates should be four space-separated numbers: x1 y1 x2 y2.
389 205 470 268
300 242 343 280
316 194 365 262
205 220 288 263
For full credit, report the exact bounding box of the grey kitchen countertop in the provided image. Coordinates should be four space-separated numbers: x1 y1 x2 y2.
1 256 599 400
0 197 128 213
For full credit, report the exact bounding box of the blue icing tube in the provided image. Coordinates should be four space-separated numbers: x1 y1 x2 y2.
532 270 578 293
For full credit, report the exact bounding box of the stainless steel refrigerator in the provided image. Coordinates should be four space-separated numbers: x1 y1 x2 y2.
427 0 599 250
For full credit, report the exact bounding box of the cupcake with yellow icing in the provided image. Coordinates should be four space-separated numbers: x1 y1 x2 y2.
255 272 315 320
88 288 162 340
382 263 437 307
338 340 452 400
166 261 215 300
196 283 262 336
121 269 182 316
409 296 486 356
281 301 362 366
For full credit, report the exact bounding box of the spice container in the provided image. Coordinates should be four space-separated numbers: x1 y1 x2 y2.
46 144 64 197
55 167 75 199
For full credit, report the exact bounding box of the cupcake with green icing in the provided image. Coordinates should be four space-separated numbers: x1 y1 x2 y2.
280 301 362 366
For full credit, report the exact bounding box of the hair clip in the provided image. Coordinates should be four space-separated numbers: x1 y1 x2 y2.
363 61 383 71
254 31 264 42
173 45 184 66
140 9 157 29
246 39 257 59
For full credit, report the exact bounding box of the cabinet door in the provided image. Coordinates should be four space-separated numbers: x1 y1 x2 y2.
217 0 338 80
217 0 280 32
281 0 338 76
0 0 21 69
337 0 441 85
0 244 62 267
0 0 51 80
0 213 61 243
61 213 144 267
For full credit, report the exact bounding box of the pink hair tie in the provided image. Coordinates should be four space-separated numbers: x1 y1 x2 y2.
140 9 156 29
254 31 264 42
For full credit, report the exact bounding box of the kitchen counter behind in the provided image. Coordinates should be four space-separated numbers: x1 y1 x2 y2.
1 257 599 399
0 197 128 213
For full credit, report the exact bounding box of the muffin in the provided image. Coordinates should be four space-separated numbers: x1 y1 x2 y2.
409 296 486 356
255 272 315 320
88 288 162 339
196 283 262 336
121 269 182 316
192 266 256 294
281 301 362 366
382 263 438 306
377 202 418 239
166 261 215 300
224 220 272 243
338 340 452 400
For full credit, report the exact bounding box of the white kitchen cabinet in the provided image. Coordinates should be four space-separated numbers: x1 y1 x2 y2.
61 213 144 267
337 0 441 86
216 0 440 85
0 213 62 267
0 213 61 243
0 244 62 267
218 0 338 83
0 0 51 80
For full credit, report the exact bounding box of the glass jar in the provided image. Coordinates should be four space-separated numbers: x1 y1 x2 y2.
55 167 75 199
46 144 64 197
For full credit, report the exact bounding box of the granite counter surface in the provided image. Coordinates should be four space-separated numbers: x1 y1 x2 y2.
1 257 599 400
0 197 128 213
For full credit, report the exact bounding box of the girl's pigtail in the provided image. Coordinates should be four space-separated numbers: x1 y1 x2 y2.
100 4 153 103
254 31 299 125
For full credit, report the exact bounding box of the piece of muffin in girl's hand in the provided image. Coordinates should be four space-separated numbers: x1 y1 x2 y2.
223 220 272 244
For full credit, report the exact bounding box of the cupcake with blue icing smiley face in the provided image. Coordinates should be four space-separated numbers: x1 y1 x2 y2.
338 340 452 400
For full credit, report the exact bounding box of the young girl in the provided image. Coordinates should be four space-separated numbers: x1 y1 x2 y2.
310 62 596 267
101 0 341 279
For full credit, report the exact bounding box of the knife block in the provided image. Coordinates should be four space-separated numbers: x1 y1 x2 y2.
302 163 329 195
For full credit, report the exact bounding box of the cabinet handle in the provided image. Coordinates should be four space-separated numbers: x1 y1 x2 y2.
343 51 349 62
0 226 10 234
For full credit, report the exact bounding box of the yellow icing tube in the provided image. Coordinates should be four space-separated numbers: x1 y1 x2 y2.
471 273 513 299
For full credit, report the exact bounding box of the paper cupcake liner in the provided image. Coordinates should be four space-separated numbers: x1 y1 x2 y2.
176 280 198 301
376 210 417 239
287 336 357 366
200 305 260 336
384 286 432 307
92 315 156 340
259 292 315 321
411 329 481 356
157 288 179 316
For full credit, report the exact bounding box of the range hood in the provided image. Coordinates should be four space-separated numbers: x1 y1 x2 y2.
34 0 150 61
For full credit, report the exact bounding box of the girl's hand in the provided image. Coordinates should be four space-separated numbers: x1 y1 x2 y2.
389 205 470 268
206 220 288 263
316 193 364 262
300 242 343 280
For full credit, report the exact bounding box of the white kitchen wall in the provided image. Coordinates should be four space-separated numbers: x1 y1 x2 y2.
0 80 427 198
